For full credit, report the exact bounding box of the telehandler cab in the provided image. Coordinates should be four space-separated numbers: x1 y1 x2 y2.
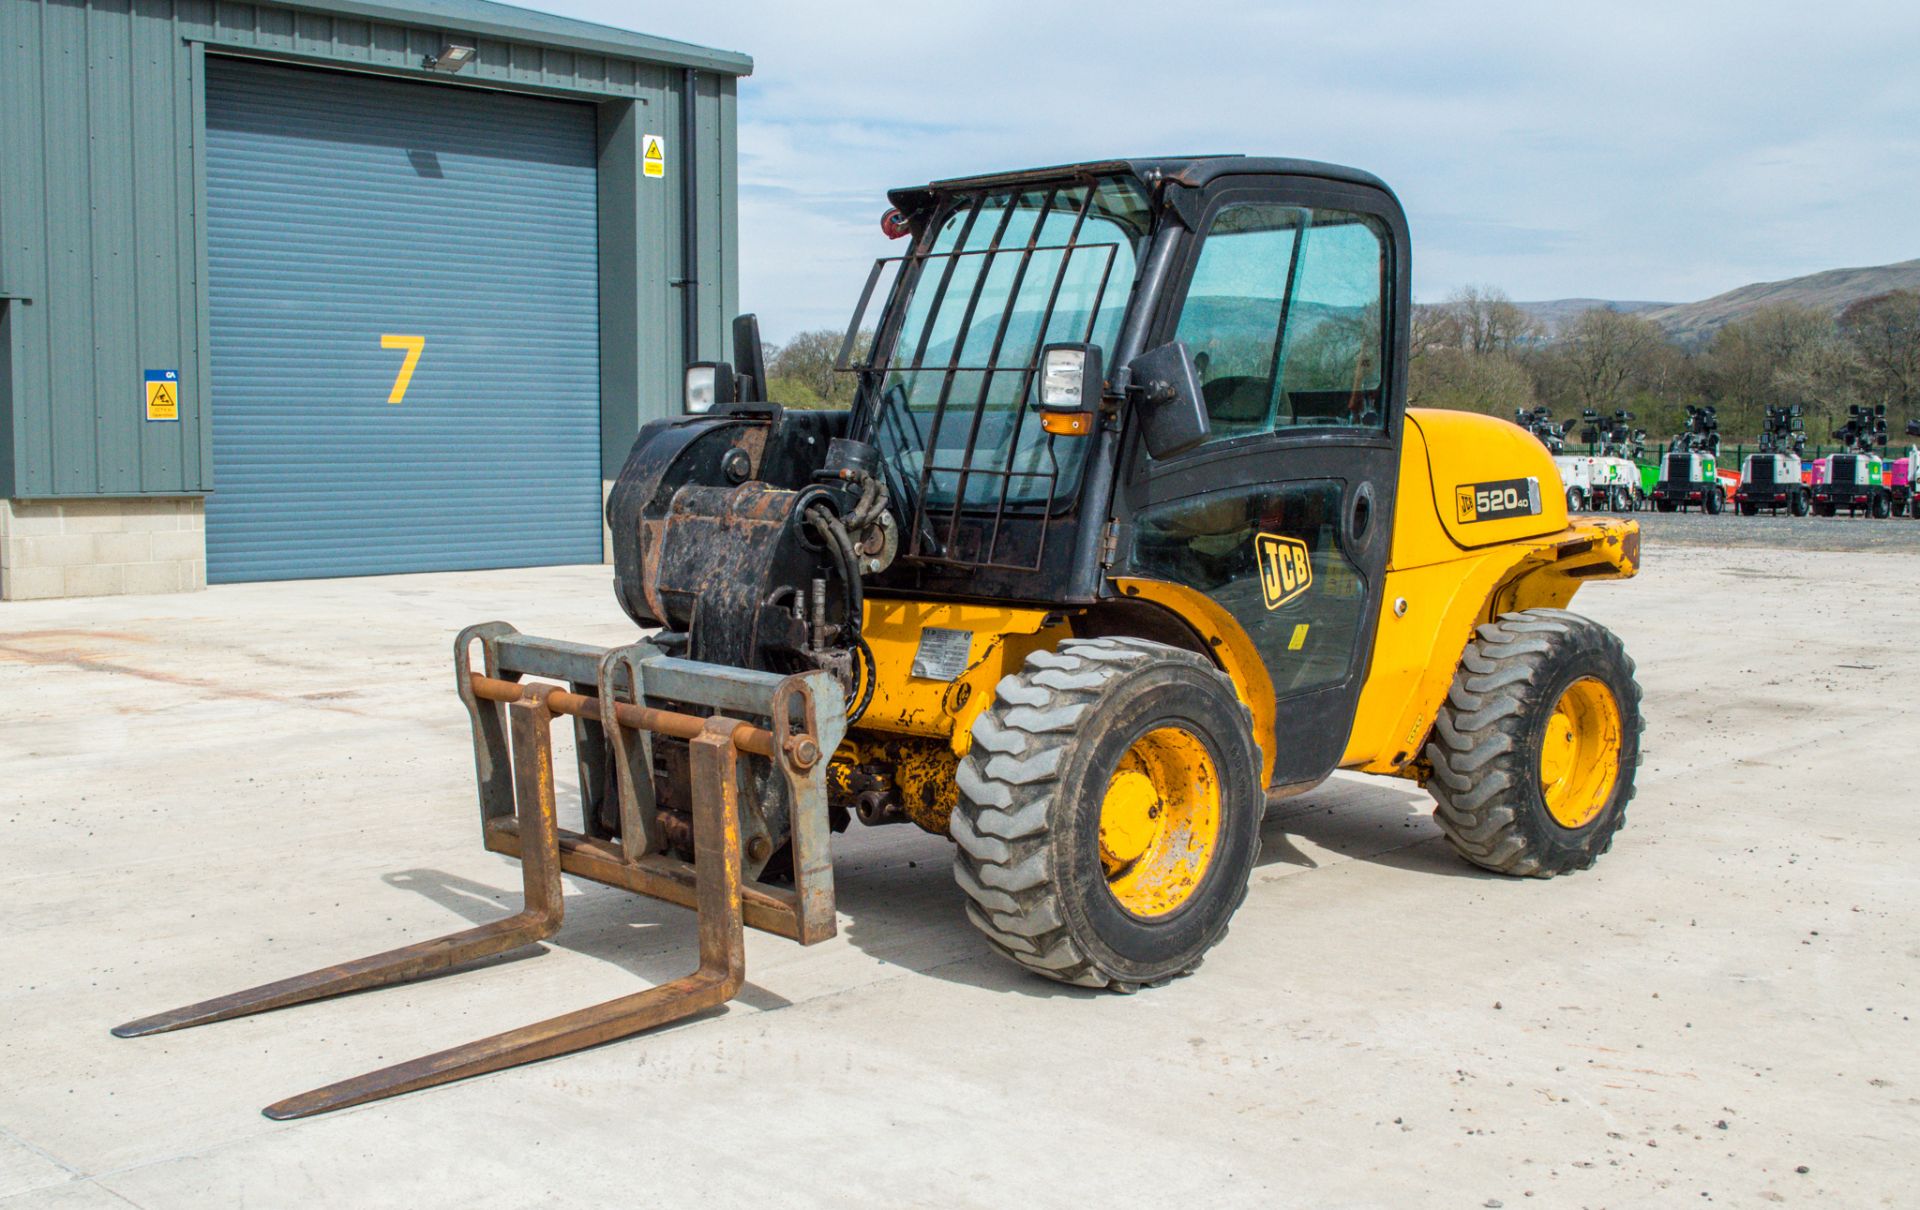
116 157 1645 1118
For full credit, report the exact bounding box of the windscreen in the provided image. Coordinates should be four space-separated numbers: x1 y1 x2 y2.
844 178 1150 560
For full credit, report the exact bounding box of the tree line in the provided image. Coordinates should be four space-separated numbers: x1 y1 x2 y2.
1412 287 1920 446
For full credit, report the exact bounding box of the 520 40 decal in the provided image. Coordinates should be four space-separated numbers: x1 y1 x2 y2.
1455 477 1543 524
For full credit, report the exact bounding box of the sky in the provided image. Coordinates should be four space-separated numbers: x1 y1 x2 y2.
524 1 1920 345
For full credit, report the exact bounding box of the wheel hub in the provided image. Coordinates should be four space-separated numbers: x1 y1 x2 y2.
1098 726 1222 918
1538 677 1622 829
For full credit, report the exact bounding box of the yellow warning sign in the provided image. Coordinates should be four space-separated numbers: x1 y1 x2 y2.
144 370 179 422
642 133 666 179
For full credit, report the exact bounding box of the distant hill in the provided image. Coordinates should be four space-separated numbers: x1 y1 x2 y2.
1511 298 1671 335
1642 259 1920 342
1513 260 1920 344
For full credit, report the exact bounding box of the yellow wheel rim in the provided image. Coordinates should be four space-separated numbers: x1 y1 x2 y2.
1539 677 1623 829
1098 726 1222 918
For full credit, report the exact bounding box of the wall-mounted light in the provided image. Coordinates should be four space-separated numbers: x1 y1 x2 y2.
425 43 475 72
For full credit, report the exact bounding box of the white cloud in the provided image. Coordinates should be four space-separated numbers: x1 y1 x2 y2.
528 0 1920 340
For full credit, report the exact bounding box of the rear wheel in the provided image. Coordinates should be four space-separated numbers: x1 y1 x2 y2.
1425 610 1642 877
1703 487 1725 515
1870 493 1892 519
1790 490 1811 517
952 637 1263 990
1565 487 1585 511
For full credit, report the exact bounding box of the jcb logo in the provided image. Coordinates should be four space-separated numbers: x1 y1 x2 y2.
1456 487 1477 522
1255 533 1313 610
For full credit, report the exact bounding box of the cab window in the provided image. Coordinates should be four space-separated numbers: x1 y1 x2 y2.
1172 204 1390 443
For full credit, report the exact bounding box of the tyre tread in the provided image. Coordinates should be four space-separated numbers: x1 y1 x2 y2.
1423 609 1643 877
952 638 1258 990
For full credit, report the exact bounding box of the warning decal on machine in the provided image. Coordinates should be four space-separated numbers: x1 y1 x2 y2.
642 134 666 179
1455 476 1541 523
911 628 974 681
144 369 179 422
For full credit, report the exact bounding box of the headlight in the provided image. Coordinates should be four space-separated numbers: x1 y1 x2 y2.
684 362 735 414
1037 343 1103 412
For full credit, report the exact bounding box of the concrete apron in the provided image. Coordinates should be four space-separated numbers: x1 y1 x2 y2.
0 547 1915 1207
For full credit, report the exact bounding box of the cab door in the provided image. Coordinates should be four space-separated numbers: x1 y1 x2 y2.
1110 175 1410 792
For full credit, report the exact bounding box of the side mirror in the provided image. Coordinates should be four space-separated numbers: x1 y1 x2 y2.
1127 341 1209 459
731 315 767 403
685 362 736 414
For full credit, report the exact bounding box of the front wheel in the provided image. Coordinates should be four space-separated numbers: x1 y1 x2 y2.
1425 610 1642 877
952 638 1263 991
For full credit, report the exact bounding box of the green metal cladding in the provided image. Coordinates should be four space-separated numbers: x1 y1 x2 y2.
0 0 747 498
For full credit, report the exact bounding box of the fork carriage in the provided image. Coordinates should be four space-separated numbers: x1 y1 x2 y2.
114 623 845 1119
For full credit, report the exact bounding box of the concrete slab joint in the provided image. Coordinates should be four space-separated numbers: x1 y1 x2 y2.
0 498 207 601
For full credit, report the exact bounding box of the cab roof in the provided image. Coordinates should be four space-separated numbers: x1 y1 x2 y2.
911 156 1392 196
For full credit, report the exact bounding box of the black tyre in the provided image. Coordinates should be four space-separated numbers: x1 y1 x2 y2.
1815 500 1835 517
1565 487 1585 511
1739 501 1758 516
1425 609 1643 877
1655 498 1676 513
1703 487 1725 515
1790 490 1811 517
1870 493 1892 519
952 637 1262 990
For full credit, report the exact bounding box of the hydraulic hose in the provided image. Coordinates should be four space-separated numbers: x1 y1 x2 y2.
800 468 886 721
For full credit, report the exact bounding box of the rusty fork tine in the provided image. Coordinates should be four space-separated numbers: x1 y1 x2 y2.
113 692 568 1040
261 721 747 1120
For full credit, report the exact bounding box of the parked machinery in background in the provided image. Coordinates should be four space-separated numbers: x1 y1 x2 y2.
1516 406 1583 507
1515 404 1569 456
1529 406 1642 513
1577 408 1648 512
1734 405 1811 516
1813 405 1894 518
1897 419 1920 519
1651 405 1725 513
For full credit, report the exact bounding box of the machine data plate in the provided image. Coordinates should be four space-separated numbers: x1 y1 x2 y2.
911 628 975 681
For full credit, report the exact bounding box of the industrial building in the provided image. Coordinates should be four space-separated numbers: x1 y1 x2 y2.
0 0 747 597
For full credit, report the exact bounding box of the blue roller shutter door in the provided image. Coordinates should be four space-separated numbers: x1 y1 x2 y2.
204 58 602 582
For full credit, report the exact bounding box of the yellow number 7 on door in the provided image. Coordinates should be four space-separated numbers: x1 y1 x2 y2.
380 334 425 404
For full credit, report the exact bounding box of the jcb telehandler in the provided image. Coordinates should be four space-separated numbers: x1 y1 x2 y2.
116 157 1645 1118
